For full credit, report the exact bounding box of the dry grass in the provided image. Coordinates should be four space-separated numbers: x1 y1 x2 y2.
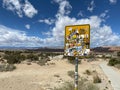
84 69 91 75
93 75 101 83
0 64 16 72
53 78 99 90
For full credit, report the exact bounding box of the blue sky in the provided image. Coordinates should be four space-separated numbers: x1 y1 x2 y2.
0 0 120 47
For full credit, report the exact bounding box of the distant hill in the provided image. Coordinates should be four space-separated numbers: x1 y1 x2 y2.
0 46 119 53
27 47 64 52
0 46 64 52
92 46 120 53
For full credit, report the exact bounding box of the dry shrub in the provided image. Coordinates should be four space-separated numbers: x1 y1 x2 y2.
54 74 60 78
53 78 99 90
93 75 101 83
67 70 74 78
0 64 16 72
85 69 91 75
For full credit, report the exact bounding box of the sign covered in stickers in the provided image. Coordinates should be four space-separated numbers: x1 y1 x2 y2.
64 24 90 56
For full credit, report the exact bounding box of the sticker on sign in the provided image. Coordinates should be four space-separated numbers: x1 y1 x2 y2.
64 24 90 56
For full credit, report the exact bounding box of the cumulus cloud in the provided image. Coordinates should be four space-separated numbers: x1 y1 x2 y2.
0 25 44 47
42 0 120 47
3 0 23 17
1 0 120 47
39 18 55 25
25 24 30 29
53 0 72 16
2 0 38 18
87 0 95 12
44 15 120 47
23 0 38 18
109 0 117 4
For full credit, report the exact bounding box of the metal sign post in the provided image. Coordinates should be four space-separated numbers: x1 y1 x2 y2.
64 24 90 90
75 56 78 90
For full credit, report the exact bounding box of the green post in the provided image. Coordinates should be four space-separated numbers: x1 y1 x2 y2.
74 56 78 90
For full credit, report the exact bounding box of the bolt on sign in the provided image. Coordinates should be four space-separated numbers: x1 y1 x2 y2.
64 24 90 56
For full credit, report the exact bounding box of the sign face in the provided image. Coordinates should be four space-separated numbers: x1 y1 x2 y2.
64 24 90 56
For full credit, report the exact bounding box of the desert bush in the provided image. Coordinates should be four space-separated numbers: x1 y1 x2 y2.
37 57 50 66
54 74 60 78
117 51 120 56
93 75 101 83
27 53 38 61
67 70 80 79
67 70 75 78
38 53 51 60
6 55 21 64
4 51 22 55
53 81 74 90
108 80 111 84
0 64 16 72
37 60 46 66
4 51 26 64
85 69 91 75
53 78 99 90
108 58 120 66
20 55 26 60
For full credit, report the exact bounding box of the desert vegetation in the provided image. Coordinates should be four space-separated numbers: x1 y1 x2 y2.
3 51 25 64
84 69 92 75
53 78 99 90
117 51 120 56
0 50 114 90
0 50 63 71
63 56 81 64
67 70 80 79
108 58 120 66
2 50 62 64
108 52 120 69
0 64 16 72
93 75 101 83
108 57 120 69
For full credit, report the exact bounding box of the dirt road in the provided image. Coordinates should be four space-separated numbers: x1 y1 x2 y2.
100 62 120 90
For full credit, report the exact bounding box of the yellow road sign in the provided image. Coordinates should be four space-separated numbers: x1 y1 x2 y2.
64 24 90 56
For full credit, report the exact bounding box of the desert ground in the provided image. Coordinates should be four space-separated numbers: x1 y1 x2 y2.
0 55 116 90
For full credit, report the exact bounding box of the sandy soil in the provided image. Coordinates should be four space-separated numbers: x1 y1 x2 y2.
0 56 113 90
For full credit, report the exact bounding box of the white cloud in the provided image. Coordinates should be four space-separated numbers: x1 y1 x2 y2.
25 24 30 29
44 15 120 47
77 11 84 17
23 0 38 18
109 0 117 4
42 31 52 37
1 0 120 47
3 0 23 17
0 25 44 47
87 0 95 12
42 0 120 47
2 0 38 18
100 10 109 18
53 0 72 17
39 18 55 25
